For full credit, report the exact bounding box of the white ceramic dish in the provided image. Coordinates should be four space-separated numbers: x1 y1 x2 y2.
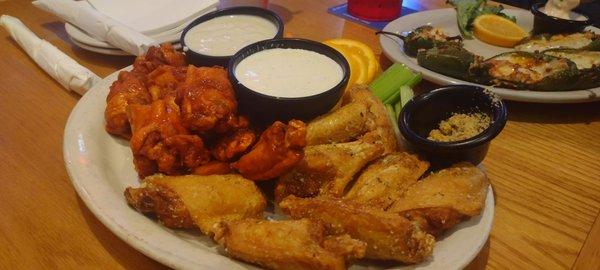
379 8 600 103
70 39 181 56
64 66 495 270
86 0 218 35
65 23 182 49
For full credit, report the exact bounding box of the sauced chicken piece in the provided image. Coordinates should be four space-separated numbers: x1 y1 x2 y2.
210 129 256 162
344 152 430 210
178 66 246 134
132 43 186 74
124 174 265 234
128 98 210 177
306 102 369 145
279 196 435 264
388 162 489 237
275 139 383 202
232 120 307 181
146 65 187 100
214 219 366 270
105 70 152 139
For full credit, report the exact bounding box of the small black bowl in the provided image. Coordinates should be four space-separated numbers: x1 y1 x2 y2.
531 2 591 35
398 85 507 168
180 6 284 67
228 38 350 123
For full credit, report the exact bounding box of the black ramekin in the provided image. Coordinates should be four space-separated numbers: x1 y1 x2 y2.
531 2 591 35
228 38 350 123
398 85 508 168
180 6 284 67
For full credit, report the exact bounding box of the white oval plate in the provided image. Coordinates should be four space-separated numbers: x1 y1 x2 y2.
63 67 495 270
379 8 600 103
65 23 183 49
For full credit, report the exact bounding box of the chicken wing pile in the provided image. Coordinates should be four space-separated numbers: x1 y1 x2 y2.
105 44 306 180
116 48 490 269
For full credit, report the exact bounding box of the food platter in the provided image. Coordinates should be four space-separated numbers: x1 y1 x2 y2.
379 8 600 103
64 67 495 270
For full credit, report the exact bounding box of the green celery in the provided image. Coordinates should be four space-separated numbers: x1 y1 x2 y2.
370 63 415 101
394 98 403 120
400 86 415 108
385 104 401 140
383 89 401 105
405 72 422 87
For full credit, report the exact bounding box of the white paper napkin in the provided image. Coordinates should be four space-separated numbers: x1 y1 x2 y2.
0 15 101 95
32 0 157 56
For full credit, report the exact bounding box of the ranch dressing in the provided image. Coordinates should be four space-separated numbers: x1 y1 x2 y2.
184 15 278 56
235 48 343 98
542 0 586 21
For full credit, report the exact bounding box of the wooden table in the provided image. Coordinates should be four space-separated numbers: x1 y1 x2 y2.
1 0 598 269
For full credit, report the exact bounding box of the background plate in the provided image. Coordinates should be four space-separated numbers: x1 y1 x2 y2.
379 8 600 103
63 67 495 270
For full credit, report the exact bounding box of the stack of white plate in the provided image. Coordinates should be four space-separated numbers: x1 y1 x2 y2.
67 0 218 55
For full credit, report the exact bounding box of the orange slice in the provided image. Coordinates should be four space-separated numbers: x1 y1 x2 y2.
323 39 379 83
473 14 528 48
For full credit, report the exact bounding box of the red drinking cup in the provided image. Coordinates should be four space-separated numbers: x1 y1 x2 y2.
347 0 401 21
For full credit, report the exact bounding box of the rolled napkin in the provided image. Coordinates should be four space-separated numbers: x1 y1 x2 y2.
0 15 101 95
32 0 157 55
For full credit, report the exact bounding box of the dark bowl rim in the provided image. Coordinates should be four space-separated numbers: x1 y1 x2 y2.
398 85 508 150
530 2 591 24
227 37 350 101
180 6 284 61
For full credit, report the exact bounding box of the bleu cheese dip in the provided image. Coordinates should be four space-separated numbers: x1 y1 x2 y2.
234 48 344 98
184 15 278 56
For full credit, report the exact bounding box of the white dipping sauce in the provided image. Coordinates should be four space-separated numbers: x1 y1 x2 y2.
184 15 278 56
235 48 344 98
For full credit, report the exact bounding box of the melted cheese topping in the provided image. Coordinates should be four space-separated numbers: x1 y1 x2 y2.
545 51 600 69
515 32 595 52
489 54 570 83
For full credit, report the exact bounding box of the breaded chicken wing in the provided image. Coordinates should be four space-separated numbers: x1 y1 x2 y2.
275 139 383 202
213 218 366 270
388 162 489 237
128 98 210 177
279 196 435 264
124 174 265 234
306 102 369 145
344 152 429 210
232 120 307 181
342 85 399 153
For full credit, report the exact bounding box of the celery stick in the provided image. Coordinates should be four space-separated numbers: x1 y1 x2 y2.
370 63 415 101
400 86 414 107
405 72 422 87
385 104 402 141
383 89 401 105
394 99 402 120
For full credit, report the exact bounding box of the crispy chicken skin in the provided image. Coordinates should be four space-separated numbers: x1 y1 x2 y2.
124 174 265 235
233 120 307 181
306 102 369 145
388 162 489 236
279 196 435 264
275 139 383 202
344 152 430 210
128 98 210 178
132 43 186 74
342 85 399 153
213 218 366 270
147 65 187 100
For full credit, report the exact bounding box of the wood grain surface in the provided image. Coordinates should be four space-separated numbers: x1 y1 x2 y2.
0 0 598 269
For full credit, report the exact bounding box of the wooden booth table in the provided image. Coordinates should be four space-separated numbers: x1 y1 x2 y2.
0 0 598 269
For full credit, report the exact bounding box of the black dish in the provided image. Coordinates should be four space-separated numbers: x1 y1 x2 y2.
531 2 591 35
228 38 350 123
398 85 507 168
180 6 284 67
